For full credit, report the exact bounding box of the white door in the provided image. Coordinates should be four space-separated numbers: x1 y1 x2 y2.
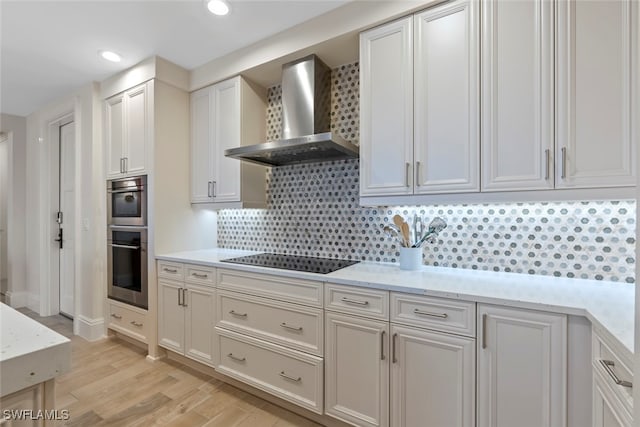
105 93 125 178
158 279 185 354
58 122 75 317
481 0 554 191
0 133 7 298
124 82 149 176
190 86 214 203
390 324 475 427
593 374 632 427
184 283 216 366
324 312 389 427
414 0 479 194
477 304 567 427
359 16 414 197
556 0 635 188
211 77 241 203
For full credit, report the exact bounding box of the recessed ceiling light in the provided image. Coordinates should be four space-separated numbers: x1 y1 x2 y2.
99 50 122 63
207 0 230 15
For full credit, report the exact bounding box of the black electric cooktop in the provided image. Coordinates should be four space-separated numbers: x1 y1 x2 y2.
220 253 359 274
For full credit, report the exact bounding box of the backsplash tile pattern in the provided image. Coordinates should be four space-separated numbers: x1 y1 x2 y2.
219 61 636 283
218 159 636 283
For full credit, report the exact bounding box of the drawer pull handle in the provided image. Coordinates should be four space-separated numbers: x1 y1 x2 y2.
413 308 448 319
341 297 370 306
227 353 246 362
130 321 143 327
280 371 302 382
392 333 398 364
229 310 248 318
163 268 178 273
191 272 208 279
599 359 633 388
110 313 122 319
280 323 303 332
381 330 386 361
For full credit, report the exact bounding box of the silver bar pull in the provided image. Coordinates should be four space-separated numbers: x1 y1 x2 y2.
130 321 143 327
124 157 128 173
279 371 302 382
110 313 122 319
207 181 213 198
280 322 303 332
182 289 188 307
392 333 398 364
212 181 217 197
599 359 633 388
110 243 140 250
415 161 422 186
163 267 178 273
341 297 370 306
178 288 182 306
544 149 550 180
405 162 411 187
229 310 248 318
482 314 488 349
413 308 448 319
120 158 124 174
381 330 386 361
561 147 567 179
227 353 246 362
191 272 208 279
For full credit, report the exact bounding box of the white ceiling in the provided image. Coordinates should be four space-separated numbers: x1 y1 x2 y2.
0 0 348 117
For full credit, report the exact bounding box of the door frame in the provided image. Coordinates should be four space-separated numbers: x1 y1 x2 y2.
39 105 81 333
0 131 11 301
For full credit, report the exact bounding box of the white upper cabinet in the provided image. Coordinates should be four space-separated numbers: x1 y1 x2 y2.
481 0 554 191
190 76 267 207
105 81 151 179
414 0 479 193
556 0 636 188
360 0 479 198
360 16 414 196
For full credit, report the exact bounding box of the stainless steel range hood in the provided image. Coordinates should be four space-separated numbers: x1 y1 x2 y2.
225 55 359 167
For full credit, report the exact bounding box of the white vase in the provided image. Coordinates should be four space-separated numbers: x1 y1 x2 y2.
399 247 423 271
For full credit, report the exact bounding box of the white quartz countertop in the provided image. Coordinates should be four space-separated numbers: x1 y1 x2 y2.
157 248 635 356
0 303 71 396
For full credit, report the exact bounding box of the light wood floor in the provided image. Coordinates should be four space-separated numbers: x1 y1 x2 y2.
19 309 322 427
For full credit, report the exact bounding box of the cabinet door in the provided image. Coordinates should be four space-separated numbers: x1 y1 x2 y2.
105 93 125 179
158 280 185 354
325 312 389 427
190 86 214 203
593 374 632 427
124 82 149 176
556 0 635 188
478 305 567 427
391 324 475 427
360 17 414 196
184 283 216 367
211 77 241 203
414 0 479 194
481 0 554 191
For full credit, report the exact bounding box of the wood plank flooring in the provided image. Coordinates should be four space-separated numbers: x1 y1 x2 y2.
18 309 322 427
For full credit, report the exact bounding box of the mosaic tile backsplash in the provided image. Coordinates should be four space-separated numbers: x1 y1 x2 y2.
219 61 636 283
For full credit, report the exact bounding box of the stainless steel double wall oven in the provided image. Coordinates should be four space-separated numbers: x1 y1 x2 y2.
107 175 148 309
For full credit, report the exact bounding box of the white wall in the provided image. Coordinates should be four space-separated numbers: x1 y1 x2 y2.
25 83 105 340
0 114 27 307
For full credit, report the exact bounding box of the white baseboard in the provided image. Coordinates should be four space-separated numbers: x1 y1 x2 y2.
27 293 40 312
76 315 105 341
3 291 28 308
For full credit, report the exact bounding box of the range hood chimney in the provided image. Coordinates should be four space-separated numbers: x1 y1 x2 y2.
225 55 359 167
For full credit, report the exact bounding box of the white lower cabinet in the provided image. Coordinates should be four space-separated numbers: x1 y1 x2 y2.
158 273 216 367
593 373 632 427
390 325 475 427
477 304 567 427
324 312 390 427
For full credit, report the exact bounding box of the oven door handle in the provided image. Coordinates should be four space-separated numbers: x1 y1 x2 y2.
109 188 143 194
110 243 141 250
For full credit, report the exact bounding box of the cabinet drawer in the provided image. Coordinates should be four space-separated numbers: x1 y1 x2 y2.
107 300 148 343
216 328 323 414
185 264 215 286
593 330 633 415
325 283 389 320
157 261 184 280
217 268 323 307
391 293 476 337
217 290 323 356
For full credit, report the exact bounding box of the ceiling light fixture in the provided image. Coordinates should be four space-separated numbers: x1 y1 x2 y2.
99 50 122 63
207 0 230 16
